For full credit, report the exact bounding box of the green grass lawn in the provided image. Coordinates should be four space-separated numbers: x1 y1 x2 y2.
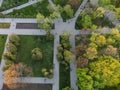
17 35 54 77
0 35 7 62
0 0 28 11
6 0 51 18
59 63 70 90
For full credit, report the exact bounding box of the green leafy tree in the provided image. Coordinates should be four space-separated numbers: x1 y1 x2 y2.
3 52 16 63
98 0 111 5
6 42 17 54
90 33 106 47
85 47 98 60
63 5 73 18
89 56 120 89
77 68 93 90
81 15 92 28
31 48 42 60
93 7 105 19
36 13 45 28
64 50 74 63
9 33 20 47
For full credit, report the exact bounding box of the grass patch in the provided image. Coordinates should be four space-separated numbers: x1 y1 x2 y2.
17 35 54 77
6 0 51 18
0 35 7 62
0 0 28 11
0 23 10 28
59 63 70 90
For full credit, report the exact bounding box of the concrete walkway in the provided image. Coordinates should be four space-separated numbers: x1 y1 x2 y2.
0 0 3 7
52 34 60 90
17 77 54 84
1 0 40 14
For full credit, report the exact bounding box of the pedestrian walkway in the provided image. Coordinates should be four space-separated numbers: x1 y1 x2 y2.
1 0 41 14
17 77 54 84
0 0 3 7
69 31 78 90
52 34 60 90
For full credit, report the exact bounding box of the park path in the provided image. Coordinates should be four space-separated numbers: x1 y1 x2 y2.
1 0 40 15
69 31 78 90
52 34 60 90
0 0 3 7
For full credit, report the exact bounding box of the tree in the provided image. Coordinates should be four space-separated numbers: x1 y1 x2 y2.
57 52 63 61
85 47 98 60
103 45 118 58
81 15 92 28
36 13 45 27
60 4 74 20
115 8 120 19
74 44 87 56
64 50 74 63
90 33 106 47
76 57 88 68
6 42 17 54
93 7 105 19
50 11 60 19
9 33 20 47
60 32 71 49
68 0 81 10
4 63 33 89
3 52 16 63
77 68 93 90
89 56 120 89
36 12 59 40
98 0 111 6
95 35 106 46
31 48 42 60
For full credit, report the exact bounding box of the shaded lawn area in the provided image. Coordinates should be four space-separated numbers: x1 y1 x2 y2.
0 35 7 62
59 63 70 90
0 0 28 11
6 0 51 18
17 35 54 77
